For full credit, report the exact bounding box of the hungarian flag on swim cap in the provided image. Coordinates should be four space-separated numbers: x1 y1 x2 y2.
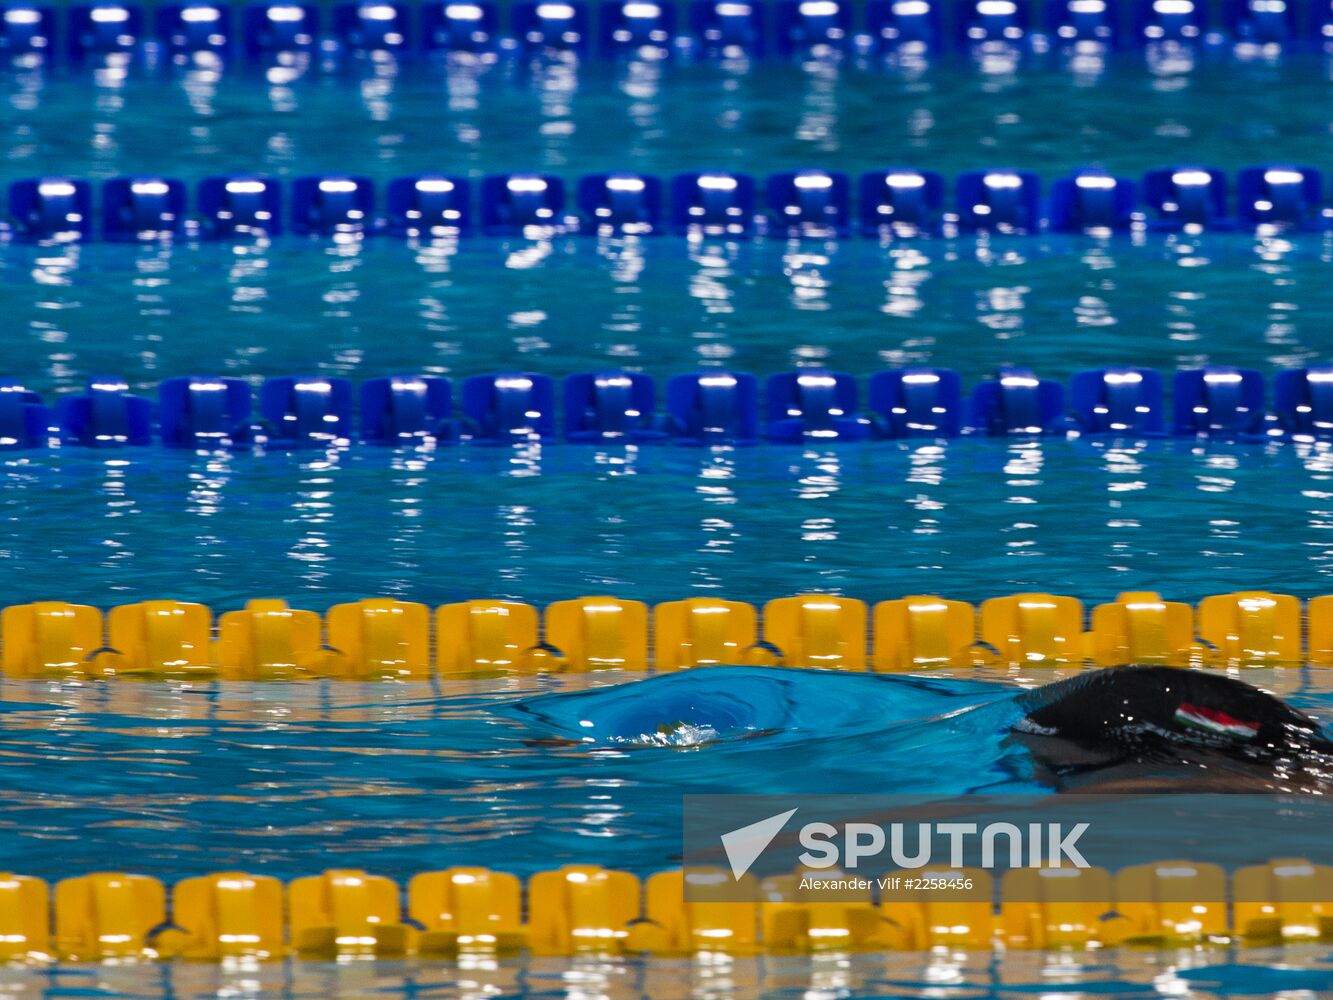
1174 703 1260 740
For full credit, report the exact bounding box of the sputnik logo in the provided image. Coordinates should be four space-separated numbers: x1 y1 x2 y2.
719 808 798 880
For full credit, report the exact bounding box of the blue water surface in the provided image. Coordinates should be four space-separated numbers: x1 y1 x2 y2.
3 664 1333 995
6 55 1333 180
0 667 1012 881
2 440 1331 608
2 235 1332 392
5 41 1333 1000
2 665 1331 882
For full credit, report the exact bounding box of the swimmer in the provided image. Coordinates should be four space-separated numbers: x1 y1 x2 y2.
1013 665 1333 793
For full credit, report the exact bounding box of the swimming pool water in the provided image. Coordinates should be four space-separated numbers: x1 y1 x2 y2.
3 441 1333 607
8 33 1333 1000
8 56 1333 181
4 53 1333 393
5 666 1332 882
7 946 1333 997
2 237 1331 393
5 665 1333 996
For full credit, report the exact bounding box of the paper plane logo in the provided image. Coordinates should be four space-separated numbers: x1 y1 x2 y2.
719 808 798 880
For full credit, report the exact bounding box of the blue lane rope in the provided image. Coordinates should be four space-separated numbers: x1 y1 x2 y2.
4 166 1328 241
1 364 1328 448
3 0 1325 70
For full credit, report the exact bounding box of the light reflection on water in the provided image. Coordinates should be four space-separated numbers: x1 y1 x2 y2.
10 44 1333 1000
9 54 1333 180
0 947 1328 999
0 665 1331 876
0 673 1332 997
1 440 1332 608
1 234 1331 396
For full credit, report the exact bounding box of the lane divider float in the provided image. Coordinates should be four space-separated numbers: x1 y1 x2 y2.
1 589 1327 678
1 857 1329 961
